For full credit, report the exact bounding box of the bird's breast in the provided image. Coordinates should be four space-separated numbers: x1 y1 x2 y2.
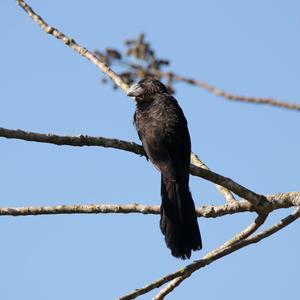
136 104 168 134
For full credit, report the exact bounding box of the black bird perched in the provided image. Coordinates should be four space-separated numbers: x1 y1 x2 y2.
127 78 202 259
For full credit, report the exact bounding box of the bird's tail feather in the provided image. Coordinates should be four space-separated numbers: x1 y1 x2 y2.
160 175 202 259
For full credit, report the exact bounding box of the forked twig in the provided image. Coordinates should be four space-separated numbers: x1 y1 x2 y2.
120 209 300 299
191 153 236 203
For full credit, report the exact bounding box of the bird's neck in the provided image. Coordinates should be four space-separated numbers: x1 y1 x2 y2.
136 98 155 110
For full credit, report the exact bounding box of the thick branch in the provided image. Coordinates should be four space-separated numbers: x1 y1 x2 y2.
0 127 144 155
0 203 159 217
0 126 265 206
0 202 251 218
190 165 265 207
0 192 299 218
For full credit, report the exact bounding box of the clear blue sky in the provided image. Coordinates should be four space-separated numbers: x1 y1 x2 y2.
1 1 300 299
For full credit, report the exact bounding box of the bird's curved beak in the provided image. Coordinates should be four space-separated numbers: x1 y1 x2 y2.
127 83 144 98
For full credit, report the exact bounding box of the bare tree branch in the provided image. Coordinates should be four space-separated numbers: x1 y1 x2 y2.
120 209 300 299
0 127 144 155
0 192 299 218
152 274 188 300
1 126 235 203
160 71 300 112
0 202 252 218
190 165 266 207
0 203 159 217
16 0 129 92
0 126 266 206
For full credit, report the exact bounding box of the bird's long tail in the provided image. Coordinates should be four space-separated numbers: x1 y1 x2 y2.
160 175 202 259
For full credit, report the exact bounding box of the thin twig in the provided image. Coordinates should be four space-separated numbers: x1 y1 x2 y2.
161 71 300 111
152 274 188 300
214 213 268 249
191 153 236 203
120 209 300 300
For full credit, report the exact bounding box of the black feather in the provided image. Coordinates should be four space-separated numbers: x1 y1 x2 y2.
130 78 202 259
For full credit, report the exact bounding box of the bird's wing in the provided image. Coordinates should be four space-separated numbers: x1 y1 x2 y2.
140 127 177 181
164 120 191 183
135 95 191 182
140 121 191 182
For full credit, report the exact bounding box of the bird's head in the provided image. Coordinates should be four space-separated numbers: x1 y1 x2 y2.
127 78 168 100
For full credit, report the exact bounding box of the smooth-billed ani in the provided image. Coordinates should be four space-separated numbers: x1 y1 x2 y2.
127 78 202 259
